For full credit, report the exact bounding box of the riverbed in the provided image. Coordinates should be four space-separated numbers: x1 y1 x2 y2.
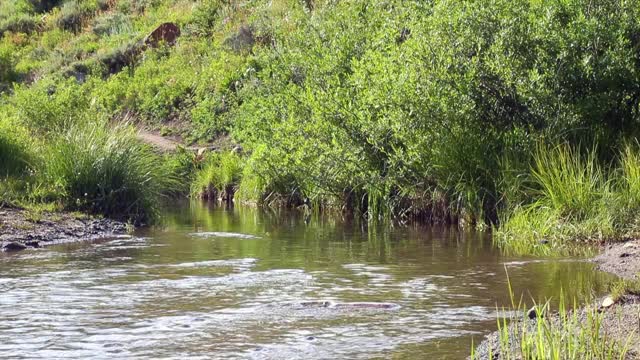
0 203 616 359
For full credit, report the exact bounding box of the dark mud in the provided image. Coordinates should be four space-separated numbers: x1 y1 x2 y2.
0 207 128 252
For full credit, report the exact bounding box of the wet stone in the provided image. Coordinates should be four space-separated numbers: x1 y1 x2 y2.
2 242 27 252
601 296 615 309
526 307 540 320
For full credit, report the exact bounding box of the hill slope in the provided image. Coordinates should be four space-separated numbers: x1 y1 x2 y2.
3 0 640 242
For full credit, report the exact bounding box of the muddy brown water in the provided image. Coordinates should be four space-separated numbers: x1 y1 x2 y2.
0 203 616 359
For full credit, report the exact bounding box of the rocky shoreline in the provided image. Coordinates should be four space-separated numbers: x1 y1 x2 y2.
0 207 129 252
472 241 640 359
595 239 640 281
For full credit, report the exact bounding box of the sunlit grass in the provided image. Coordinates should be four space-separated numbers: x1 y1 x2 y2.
191 151 244 200
496 144 634 256
471 275 631 359
38 121 179 223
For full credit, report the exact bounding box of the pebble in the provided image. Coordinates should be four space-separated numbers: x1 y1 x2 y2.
526 307 540 320
601 296 615 309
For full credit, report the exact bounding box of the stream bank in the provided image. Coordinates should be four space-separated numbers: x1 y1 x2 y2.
472 240 640 359
0 207 128 252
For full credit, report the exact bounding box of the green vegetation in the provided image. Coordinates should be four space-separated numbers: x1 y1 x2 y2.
40 122 180 223
497 144 640 255
191 151 243 200
471 276 633 360
1 0 640 239
475 300 631 360
0 118 181 223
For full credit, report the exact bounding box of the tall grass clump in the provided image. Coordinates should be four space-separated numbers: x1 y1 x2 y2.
532 145 609 221
191 151 243 201
497 145 615 255
0 117 32 178
40 122 178 223
618 144 640 211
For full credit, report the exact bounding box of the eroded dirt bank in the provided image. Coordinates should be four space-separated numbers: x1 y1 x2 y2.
0 207 128 252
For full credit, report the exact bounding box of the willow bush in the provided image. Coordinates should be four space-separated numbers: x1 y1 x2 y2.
233 0 640 223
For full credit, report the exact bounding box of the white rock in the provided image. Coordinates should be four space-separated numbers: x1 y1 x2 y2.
601 296 615 308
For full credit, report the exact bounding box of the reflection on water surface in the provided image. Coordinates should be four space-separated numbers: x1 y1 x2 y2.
0 203 615 359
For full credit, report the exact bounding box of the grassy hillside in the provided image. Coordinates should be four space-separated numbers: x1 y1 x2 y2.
3 0 640 250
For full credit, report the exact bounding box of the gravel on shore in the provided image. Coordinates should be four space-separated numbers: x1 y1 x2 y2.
0 207 128 252
472 240 640 359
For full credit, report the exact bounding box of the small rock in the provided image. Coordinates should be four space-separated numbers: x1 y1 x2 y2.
2 242 27 252
197 147 207 157
24 241 40 248
143 22 180 48
623 242 639 249
526 307 540 320
621 252 631 258
538 239 549 245
601 296 615 308
306 336 316 341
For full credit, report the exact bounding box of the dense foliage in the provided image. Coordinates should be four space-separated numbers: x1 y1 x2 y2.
3 0 640 235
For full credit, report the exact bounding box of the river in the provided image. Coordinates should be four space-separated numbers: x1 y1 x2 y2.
0 203 615 359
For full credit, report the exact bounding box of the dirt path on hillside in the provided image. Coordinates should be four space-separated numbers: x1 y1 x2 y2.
137 130 222 153
137 130 183 151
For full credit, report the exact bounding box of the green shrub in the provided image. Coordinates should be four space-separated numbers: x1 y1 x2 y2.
192 0 223 34
0 42 17 86
92 13 132 36
191 151 243 200
30 0 62 13
12 78 94 132
96 41 142 76
40 122 178 223
116 0 162 14
0 14 38 36
56 0 98 32
0 116 32 178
